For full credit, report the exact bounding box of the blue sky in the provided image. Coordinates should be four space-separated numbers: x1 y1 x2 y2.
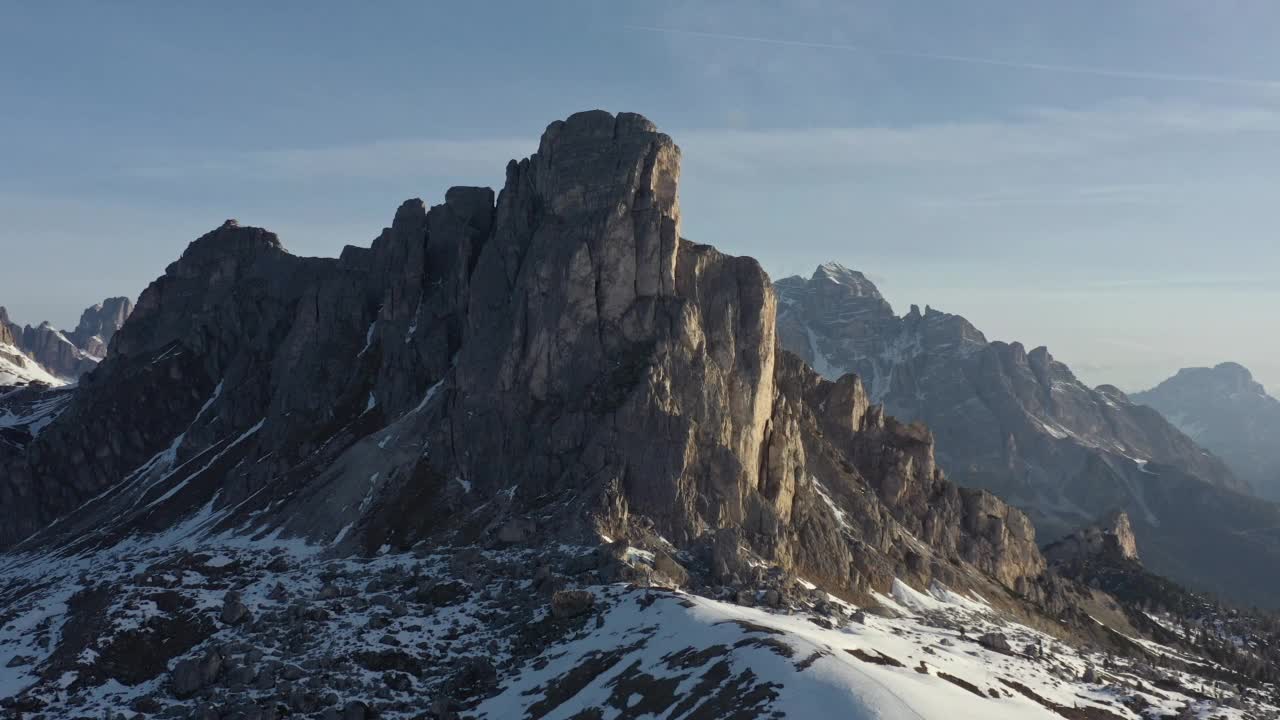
2 1 1278 392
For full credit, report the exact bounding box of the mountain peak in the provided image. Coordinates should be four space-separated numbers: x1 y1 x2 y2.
173 221 286 272
1212 361 1254 381
537 110 666 160
810 262 884 299
1134 361 1280 502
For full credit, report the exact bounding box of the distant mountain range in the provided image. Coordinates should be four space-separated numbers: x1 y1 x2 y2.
776 262 1280 605
0 297 131 383
1134 362 1280 501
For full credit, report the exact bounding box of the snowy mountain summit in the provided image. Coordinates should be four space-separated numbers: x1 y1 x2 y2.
1 112 1277 719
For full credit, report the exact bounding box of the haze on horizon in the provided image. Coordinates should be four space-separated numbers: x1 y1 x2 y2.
2 1 1277 393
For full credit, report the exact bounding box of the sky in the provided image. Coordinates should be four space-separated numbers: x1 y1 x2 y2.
1 1 1277 393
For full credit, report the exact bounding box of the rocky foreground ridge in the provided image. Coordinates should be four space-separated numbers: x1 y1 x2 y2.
1 111 1277 718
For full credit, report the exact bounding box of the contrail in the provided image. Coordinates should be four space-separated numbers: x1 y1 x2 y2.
625 25 1280 90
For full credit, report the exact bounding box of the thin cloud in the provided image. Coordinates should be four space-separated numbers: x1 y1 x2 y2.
127 137 534 182
673 99 1280 181
626 25 1280 90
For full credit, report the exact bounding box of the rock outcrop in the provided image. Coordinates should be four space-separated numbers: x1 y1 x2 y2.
16 322 98 380
776 263 1280 606
67 296 133 358
0 307 15 347
1134 362 1280 501
0 111 1044 608
1043 511 1140 565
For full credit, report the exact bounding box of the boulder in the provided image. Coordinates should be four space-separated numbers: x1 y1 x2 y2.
220 590 250 625
653 551 689 587
978 633 1013 655
171 649 222 698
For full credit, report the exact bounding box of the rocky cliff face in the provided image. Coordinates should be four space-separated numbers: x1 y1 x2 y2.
67 296 133 357
17 322 98 379
0 306 14 347
1044 511 1140 565
776 263 1280 606
0 112 1044 607
1133 362 1280 501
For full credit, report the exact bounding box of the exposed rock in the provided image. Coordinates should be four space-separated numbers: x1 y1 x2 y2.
0 307 15 348
1044 512 1141 565
220 590 251 625
16 322 97 380
653 551 689 587
171 649 222 698
978 632 1013 655
67 296 133 358
550 589 595 619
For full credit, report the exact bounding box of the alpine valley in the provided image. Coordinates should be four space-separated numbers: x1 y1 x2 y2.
2 112 1278 720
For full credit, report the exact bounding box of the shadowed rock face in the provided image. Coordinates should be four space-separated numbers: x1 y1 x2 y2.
0 111 1044 606
776 263 1280 606
1133 362 1280 501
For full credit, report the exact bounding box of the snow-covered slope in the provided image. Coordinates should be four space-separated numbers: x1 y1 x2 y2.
0 341 65 388
2 531 1270 719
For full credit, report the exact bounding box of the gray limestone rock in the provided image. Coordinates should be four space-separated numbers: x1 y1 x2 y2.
17 321 97 380
67 297 133 358
1044 511 1141 565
